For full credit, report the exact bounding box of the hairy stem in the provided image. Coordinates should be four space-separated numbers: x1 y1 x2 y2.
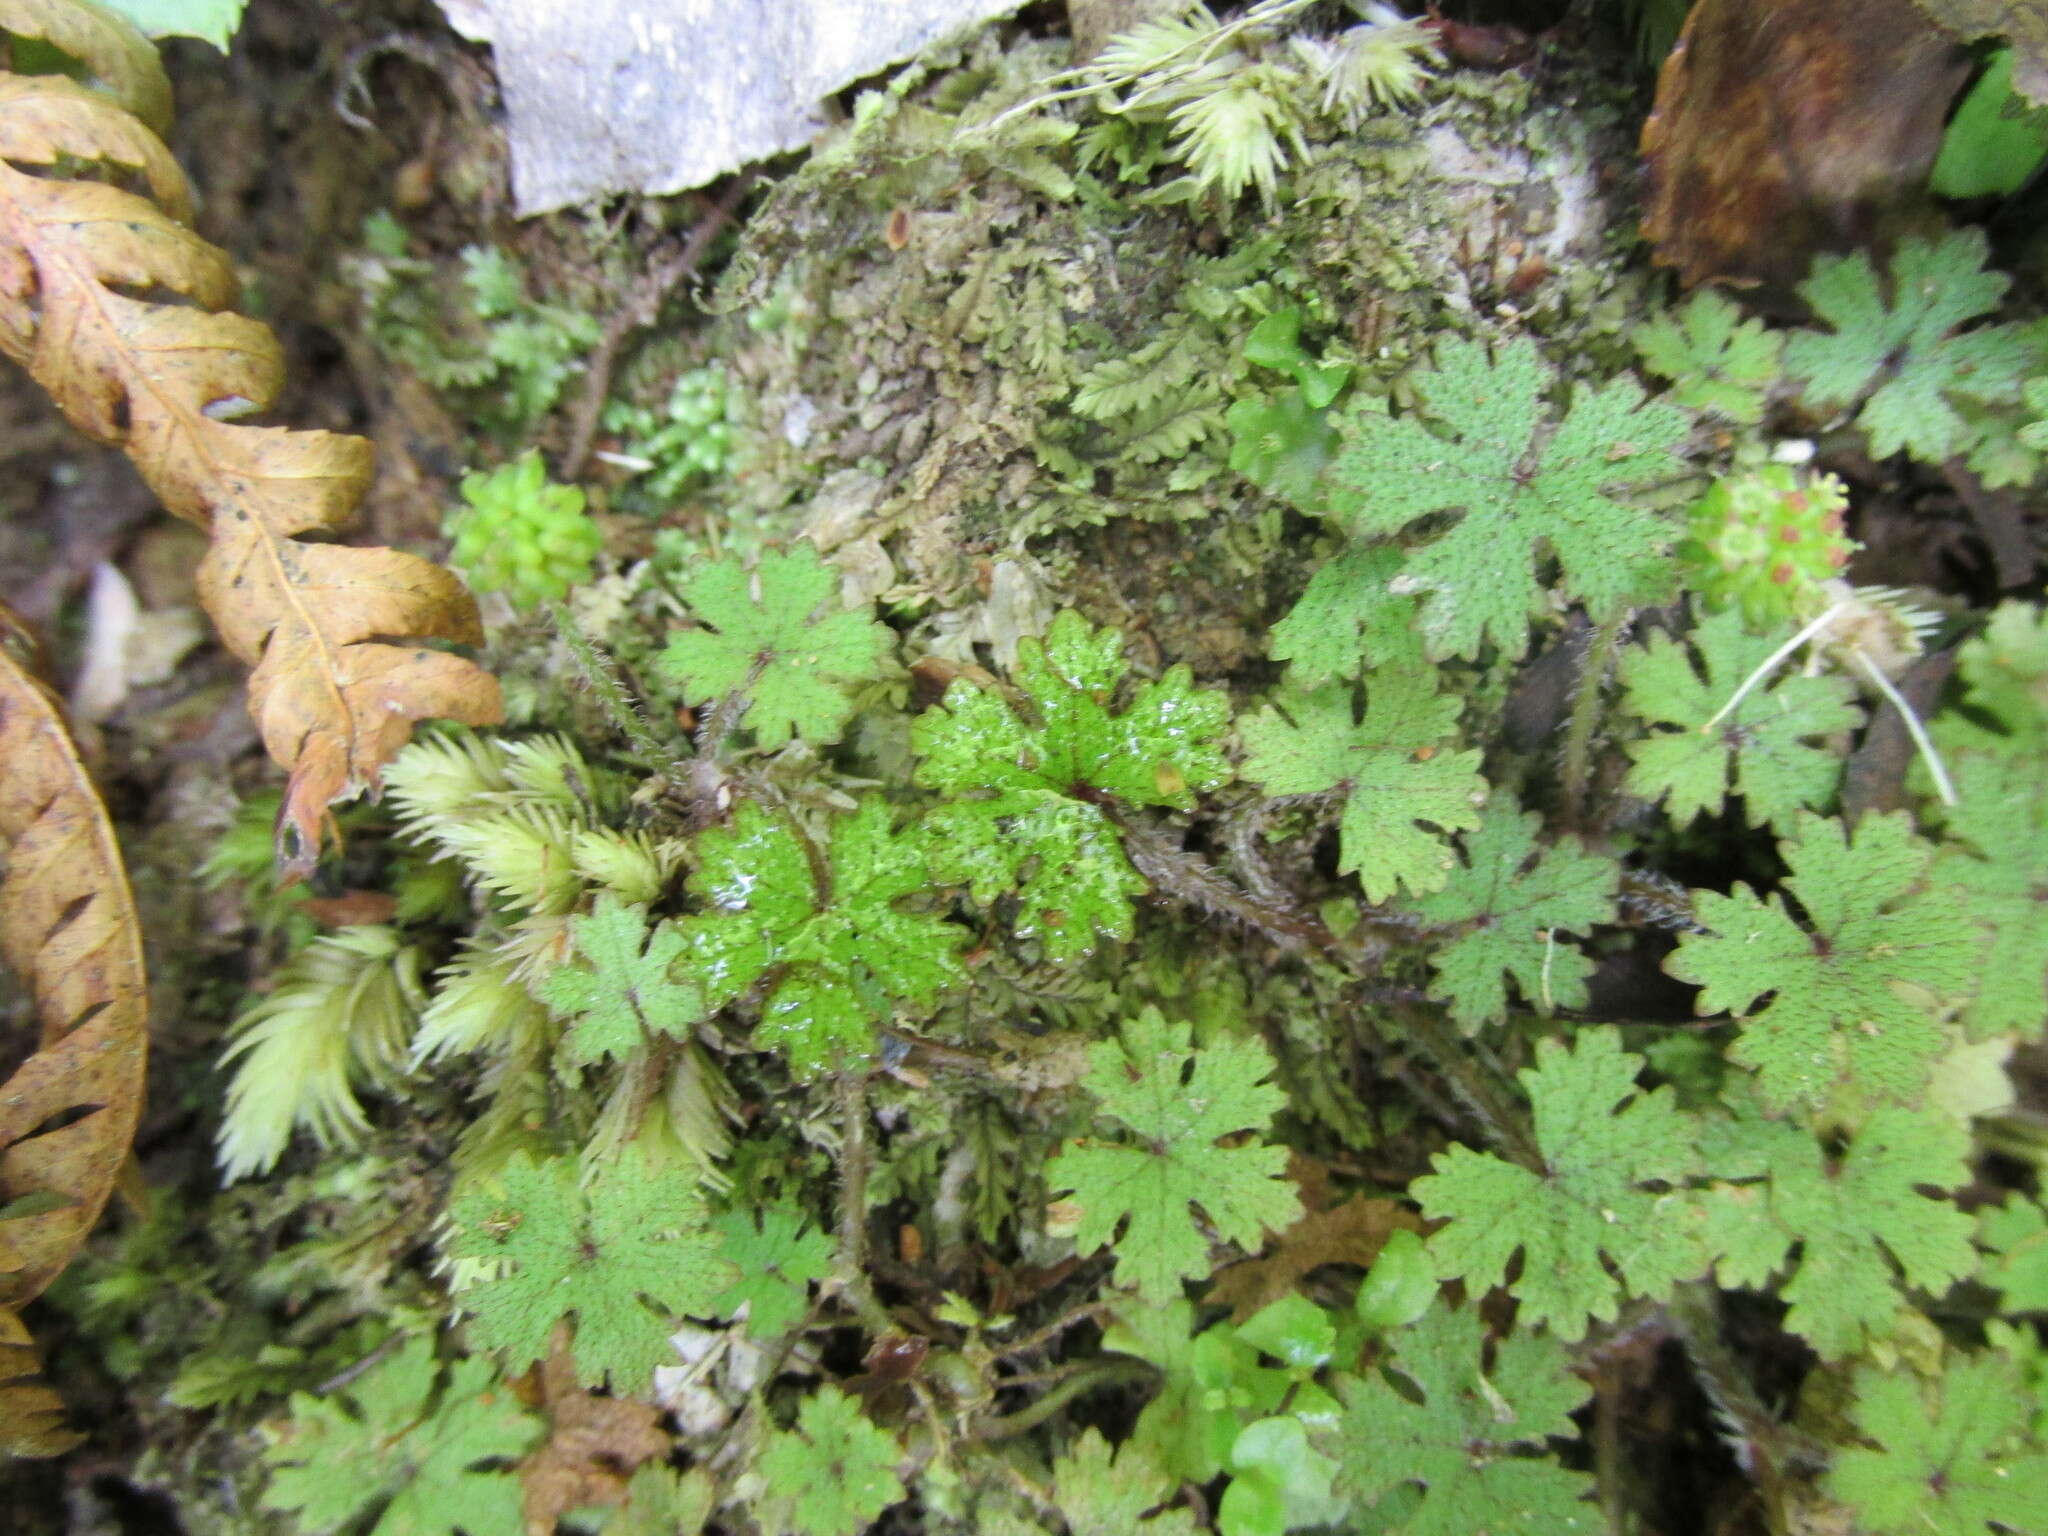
550 601 688 780
1559 610 1627 829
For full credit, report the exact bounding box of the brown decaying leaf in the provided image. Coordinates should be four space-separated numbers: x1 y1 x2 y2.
520 1338 672 1536
1206 1194 1422 1320
1640 0 1969 293
0 604 148 1456
1912 0 2048 104
0 0 502 872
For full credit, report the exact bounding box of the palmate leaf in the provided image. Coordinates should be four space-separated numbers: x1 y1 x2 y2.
1326 335 1688 659
1701 1102 1975 1359
540 896 702 1064
1979 1197 2048 1314
1785 230 2035 464
1267 545 1417 685
1666 812 1981 1109
657 546 893 746
1934 600 2048 757
260 1337 539 1536
1931 753 2048 1039
1620 606 1861 834
1406 798 1616 1030
442 1152 732 1393
1633 288 1782 425
1048 1009 1301 1302
1826 1355 2048 1534
682 799 965 1077
705 1204 833 1339
754 1387 905 1536
1239 649 1485 902
1052 1429 1200 1536
912 611 1231 963
1412 1028 1704 1340
1333 1303 1594 1535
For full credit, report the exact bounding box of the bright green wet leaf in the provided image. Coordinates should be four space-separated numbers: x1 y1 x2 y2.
913 611 1230 963
681 799 965 1077
1355 1228 1435 1332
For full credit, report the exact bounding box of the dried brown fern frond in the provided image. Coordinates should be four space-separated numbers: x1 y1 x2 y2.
0 0 503 872
0 606 147 1457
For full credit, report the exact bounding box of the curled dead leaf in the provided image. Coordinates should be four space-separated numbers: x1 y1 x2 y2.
0 0 501 872
0 603 148 1455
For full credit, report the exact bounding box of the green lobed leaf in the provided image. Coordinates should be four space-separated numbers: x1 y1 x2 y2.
1700 1102 1975 1359
1785 231 2035 464
1666 812 1982 1109
1267 545 1419 685
1406 798 1616 1030
1936 600 2048 758
657 546 894 745
1826 1356 2048 1534
1052 1429 1201 1536
1239 653 1485 903
1413 1027 1704 1339
1632 288 1782 425
754 1387 905 1536
1620 607 1861 834
1048 1009 1301 1302
1326 335 1687 659
541 896 702 1064
260 1337 539 1536
1930 753 2048 1039
1333 1303 1594 1535
1980 1197 2048 1314
705 1204 833 1339
442 1152 733 1392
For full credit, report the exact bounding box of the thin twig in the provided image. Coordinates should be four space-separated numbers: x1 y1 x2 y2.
559 172 758 481
967 1359 1156 1442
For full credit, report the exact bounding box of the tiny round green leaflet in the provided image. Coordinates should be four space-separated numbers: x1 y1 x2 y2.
1354 1227 1434 1331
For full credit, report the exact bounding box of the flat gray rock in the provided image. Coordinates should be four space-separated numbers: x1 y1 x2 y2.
438 0 1027 215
